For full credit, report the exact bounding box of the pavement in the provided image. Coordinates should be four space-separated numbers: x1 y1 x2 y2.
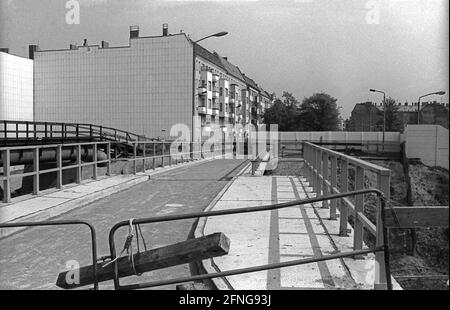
0 157 247 290
197 167 402 290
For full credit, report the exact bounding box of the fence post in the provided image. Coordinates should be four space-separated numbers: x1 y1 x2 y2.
162 142 165 167
56 145 63 189
143 143 146 172
322 152 329 209
76 145 82 184
33 148 40 196
2 149 11 203
316 149 322 197
375 172 390 290
330 155 338 220
133 143 137 175
354 166 365 251
93 143 98 180
311 147 317 189
339 159 349 236
106 143 111 176
153 143 156 170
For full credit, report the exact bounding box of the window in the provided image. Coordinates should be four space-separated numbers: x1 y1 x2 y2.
201 79 205 87
208 81 212 91
225 88 229 97
220 87 223 96
208 99 212 109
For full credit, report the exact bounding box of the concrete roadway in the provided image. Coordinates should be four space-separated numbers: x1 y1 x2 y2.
0 158 246 290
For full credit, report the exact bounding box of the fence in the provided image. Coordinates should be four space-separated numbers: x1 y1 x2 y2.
405 125 449 170
0 120 148 146
1 141 111 203
302 141 391 289
279 131 402 154
0 140 236 203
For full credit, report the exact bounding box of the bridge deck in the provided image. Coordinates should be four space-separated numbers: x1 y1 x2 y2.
202 170 390 290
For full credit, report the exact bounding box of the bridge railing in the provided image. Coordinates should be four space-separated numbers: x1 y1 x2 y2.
123 141 236 174
0 120 149 146
302 141 391 290
0 141 111 203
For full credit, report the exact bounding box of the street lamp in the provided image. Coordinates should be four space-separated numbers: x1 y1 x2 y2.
369 88 386 151
417 91 446 124
194 31 228 43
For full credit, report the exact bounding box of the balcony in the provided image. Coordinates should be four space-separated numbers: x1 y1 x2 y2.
212 74 220 82
229 97 235 104
220 110 229 118
198 84 207 95
198 106 208 114
212 108 220 116
212 89 220 98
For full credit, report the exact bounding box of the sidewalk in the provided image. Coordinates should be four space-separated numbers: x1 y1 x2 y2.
196 168 401 290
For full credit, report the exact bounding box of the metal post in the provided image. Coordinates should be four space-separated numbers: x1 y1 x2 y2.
153 143 156 170
375 173 390 290
143 143 146 172
2 149 11 203
330 155 338 220
322 152 329 209
76 145 82 184
382 93 386 152
93 143 98 180
106 143 111 176
354 166 365 251
162 142 165 167
339 159 349 236
33 148 40 196
316 150 322 198
133 143 137 175
56 145 63 189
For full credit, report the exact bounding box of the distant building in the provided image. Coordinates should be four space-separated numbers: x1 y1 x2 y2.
347 102 382 131
0 50 34 121
347 100 449 131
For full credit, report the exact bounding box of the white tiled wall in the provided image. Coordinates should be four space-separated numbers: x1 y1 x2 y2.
0 52 34 121
34 34 193 139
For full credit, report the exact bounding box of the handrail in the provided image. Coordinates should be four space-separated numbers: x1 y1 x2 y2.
0 120 150 145
302 141 392 290
304 141 390 175
107 189 392 290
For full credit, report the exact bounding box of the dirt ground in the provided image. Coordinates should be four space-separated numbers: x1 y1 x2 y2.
365 160 449 290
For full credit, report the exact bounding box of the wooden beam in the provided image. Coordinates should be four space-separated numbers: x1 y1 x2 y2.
385 206 449 228
56 232 230 289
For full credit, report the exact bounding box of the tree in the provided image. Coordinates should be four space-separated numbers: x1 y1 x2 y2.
377 97 404 132
263 92 300 131
297 93 340 131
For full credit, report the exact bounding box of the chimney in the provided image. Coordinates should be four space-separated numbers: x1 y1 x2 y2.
0 48 9 54
69 44 77 50
28 44 39 59
101 41 109 48
162 23 168 36
83 39 88 46
223 57 228 61
130 25 139 39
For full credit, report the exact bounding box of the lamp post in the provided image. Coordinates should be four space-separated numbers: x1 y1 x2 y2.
369 89 386 151
417 91 446 124
194 31 228 43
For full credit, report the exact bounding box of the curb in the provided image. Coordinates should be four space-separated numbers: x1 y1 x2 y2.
193 160 251 290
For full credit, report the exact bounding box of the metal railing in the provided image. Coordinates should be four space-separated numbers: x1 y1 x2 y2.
0 120 149 146
302 141 391 289
107 189 392 290
123 141 235 174
1 141 111 203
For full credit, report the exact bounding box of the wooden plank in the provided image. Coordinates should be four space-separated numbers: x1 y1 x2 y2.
176 283 211 290
56 232 230 289
385 206 449 228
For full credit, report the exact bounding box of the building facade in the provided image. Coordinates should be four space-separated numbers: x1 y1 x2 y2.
347 101 449 131
32 25 271 143
0 51 34 121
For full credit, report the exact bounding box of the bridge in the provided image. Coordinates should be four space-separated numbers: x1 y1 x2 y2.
0 128 448 290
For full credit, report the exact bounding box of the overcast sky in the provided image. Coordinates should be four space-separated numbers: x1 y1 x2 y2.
1 0 448 117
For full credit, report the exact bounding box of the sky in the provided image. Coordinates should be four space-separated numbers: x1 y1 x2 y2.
1 0 448 118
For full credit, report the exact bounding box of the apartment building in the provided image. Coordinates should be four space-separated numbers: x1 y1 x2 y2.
347 101 449 131
31 25 272 143
0 50 34 121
